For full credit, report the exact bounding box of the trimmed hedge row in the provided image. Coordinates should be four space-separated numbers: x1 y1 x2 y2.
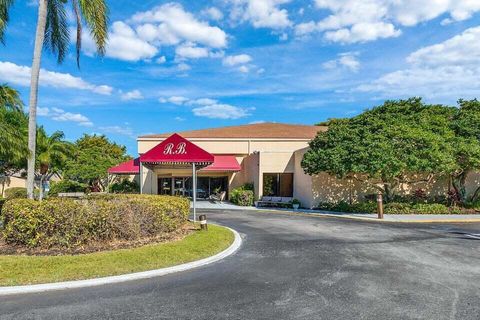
0 194 190 249
316 201 474 214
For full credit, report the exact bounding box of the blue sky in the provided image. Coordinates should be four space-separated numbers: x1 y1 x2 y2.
1 0 480 155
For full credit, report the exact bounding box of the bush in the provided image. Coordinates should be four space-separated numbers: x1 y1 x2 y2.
0 194 190 249
316 201 377 213
48 180 89 197
4 187 27 199
109 179 139 194
230 188 254 206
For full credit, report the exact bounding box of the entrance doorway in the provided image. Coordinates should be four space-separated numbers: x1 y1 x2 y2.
157 176 228 199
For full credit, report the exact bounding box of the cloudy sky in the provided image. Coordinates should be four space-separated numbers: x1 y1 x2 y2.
1 0 480 154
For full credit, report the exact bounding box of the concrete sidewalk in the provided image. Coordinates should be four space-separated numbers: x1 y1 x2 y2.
192 201 480 223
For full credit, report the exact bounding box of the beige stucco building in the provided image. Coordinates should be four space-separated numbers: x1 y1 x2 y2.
107 122 480 209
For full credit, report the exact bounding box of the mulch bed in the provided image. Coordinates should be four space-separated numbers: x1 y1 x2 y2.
0 223 197 256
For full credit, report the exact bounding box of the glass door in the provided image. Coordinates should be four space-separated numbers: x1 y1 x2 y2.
158 178 172 195
173 177 185 196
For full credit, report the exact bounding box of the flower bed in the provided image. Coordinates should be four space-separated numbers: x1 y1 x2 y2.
0 194 190 252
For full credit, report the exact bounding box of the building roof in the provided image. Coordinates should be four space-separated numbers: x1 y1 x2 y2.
138 122 326 139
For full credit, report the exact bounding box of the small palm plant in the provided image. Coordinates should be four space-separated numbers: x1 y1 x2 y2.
0 0 109 199
36 127 74 200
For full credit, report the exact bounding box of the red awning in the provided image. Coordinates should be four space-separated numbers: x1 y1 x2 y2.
108 158 140 174
140 133 214 164
201 155 241 172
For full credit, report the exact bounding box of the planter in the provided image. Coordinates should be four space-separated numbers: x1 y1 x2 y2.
292 204 300 210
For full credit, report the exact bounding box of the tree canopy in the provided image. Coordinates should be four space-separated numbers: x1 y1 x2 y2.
64 134 130 191
302 98 480 202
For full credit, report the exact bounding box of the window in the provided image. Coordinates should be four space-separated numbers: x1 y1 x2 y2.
263 173 293 197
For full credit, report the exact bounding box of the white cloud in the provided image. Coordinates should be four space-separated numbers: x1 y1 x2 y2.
238 65 250 73
83 21 158 62
230 0 292 29
223 54 252 66
99 125 135 138
159 96 190 105
177 63 191 71
0 61 113 95
175 43 210 59
189 98 218 105
249 120 267 124
192 103 252 119
299 0 480 43
357 26 480 99
323 52 360 72
156 56 167 64
174 116 186 121
202 7 224 21
38 107 93 127
132 3 227 48
121 89 143 101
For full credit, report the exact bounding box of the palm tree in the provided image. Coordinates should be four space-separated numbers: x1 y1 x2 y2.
36 127 74 200
0 0 109 199
0 84 23 111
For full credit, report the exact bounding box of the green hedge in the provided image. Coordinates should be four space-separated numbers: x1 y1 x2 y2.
316 200 471 214
4 187 27 199
48 180 89 197
230 184 254 206
0 194 190 249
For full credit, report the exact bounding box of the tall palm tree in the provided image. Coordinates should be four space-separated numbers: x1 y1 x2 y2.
0 0 109 199
36 127 74 200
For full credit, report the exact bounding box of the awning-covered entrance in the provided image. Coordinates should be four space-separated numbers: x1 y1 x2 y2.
201 155 241 172
108 158 140 174
139 133 214 222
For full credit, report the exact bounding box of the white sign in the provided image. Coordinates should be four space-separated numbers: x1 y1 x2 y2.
163 142 187 155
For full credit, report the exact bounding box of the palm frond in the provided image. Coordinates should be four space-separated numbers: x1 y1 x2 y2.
44 0 70 64
0 84 24 111
78 0 108 57
0 0 14 44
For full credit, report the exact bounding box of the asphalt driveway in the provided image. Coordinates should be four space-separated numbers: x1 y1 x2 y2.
1 210 479 320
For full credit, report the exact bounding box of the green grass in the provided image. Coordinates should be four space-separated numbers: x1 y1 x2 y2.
0 224 234 286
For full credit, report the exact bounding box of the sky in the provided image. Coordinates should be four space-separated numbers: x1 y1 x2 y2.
1 0 480 155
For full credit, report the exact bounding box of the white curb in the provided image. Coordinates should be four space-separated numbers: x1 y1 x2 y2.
0 226 242 296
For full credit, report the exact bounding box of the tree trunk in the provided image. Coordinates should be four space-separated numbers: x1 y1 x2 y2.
452 172 467 204
26 0 48 200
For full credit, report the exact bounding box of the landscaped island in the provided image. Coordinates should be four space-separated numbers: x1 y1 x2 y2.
0 194 234 286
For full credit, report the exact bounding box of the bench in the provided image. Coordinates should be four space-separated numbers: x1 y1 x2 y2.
256 196 293 208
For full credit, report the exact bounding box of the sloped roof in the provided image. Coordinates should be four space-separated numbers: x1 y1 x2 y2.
139 122 325 139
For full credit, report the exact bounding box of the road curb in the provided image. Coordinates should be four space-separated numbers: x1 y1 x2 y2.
257 209 480 224
0 226 242 296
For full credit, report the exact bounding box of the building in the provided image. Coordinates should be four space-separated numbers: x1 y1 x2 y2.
109 123 326 207
108 122 480 208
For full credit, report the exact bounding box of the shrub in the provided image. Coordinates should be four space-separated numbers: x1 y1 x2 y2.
0 194 190 249
4 187 27 199
316 201 376 213
109 179 139 194
230 188 254 206
48 180 89 197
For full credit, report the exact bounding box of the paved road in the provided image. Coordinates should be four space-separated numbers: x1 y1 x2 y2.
1 210 479 319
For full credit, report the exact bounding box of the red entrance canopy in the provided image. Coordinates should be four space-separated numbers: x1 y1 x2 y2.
108 158 140 174
140 133 214 164
201 155 241 172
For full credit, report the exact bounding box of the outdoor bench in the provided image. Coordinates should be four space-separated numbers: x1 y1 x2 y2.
256 196 293 208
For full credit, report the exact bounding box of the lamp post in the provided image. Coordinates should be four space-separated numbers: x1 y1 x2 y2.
192 162 197 223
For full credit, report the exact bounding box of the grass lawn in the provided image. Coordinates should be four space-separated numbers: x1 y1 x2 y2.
0 224 234 286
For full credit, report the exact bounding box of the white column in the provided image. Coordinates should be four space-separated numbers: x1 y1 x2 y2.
192 162 197 222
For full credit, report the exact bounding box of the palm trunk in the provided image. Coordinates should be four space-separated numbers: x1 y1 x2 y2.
39 174 44 201
26 0 48 200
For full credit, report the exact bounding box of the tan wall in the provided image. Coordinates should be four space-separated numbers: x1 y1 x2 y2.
138 138 310 155
1 176 26 197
